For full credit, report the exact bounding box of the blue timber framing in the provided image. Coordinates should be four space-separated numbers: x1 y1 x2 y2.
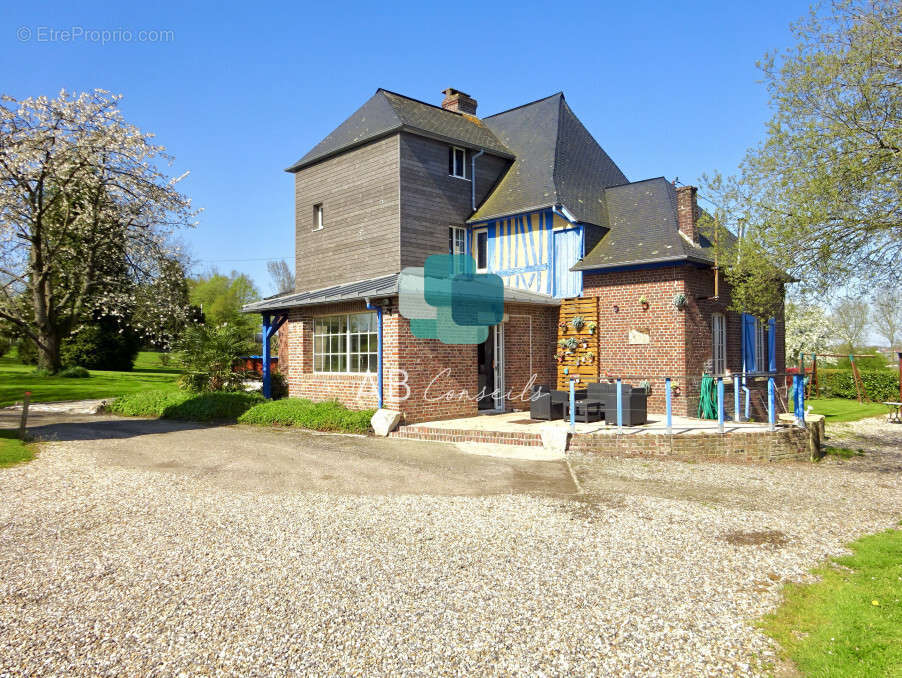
261 312 288 399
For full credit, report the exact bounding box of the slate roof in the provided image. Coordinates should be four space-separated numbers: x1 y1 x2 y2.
572 177 728 271
469 93 627 226
286 90 513 172
243 274 400 312
243 273 559 312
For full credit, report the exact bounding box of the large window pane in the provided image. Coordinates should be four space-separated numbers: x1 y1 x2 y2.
313 312 378 373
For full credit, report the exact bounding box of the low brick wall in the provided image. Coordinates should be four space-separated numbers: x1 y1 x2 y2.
390 426 544 447
568 426 809 462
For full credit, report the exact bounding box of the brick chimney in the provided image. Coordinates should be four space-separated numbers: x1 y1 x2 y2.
441 88 477 115
675 185 699 244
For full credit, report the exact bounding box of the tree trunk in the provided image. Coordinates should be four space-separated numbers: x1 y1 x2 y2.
36 328 61 373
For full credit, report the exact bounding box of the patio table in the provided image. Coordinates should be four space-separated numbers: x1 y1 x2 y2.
563 398 605 424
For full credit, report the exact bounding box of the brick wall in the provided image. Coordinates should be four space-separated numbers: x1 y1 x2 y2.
582 266 689 414
278 299 554 424
581 264 785 420
382 301 478 423
568 426 809 462
503 304 558 411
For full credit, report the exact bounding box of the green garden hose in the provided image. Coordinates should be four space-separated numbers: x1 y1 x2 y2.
698 374 718 420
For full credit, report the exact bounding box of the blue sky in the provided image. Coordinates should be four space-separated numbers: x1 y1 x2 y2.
2 0 810 295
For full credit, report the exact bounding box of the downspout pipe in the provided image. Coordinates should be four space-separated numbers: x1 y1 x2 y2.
471 149 485 211
365 297 383 409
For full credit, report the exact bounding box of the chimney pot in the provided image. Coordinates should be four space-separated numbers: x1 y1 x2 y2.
676 185 700 245
441 88 477 115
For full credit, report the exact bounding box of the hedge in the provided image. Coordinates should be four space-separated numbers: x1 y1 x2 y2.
109 390 264 421
813 369 899 402
238 398 374 434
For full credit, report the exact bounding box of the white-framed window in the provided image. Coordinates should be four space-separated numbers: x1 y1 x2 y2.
754 318 767 372
313 312 377 373
449 146 468 179
313 203 324 231
448 226 466 255
712 312 727 375
474 230 488 271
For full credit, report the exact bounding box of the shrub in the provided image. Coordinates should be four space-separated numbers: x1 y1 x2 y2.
59 365 90 378
175 323 255 392
238 398 374 434
109 390 263 421
816 369 899 402
16 338 38 365
269 372 289 400
60 319 141 372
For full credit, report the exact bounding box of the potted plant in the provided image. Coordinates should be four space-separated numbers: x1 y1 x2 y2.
570 316 585 332
584 350 595 364
639 295 650 310
586 321 597 334
564 337 579 351
671 293 687 311
558 321 569 332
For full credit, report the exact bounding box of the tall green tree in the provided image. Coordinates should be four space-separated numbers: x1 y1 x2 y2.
702 0 902 316
188 270 259 337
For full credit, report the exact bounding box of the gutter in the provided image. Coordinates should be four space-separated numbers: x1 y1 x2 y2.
470 149 485 210
364 297 384 409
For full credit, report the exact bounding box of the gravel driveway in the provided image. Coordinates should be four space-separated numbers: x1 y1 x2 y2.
0 414 899 676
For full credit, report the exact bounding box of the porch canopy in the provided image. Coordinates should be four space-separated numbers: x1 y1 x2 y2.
242 273 559 399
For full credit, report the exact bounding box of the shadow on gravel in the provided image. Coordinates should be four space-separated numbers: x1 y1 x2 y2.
0 412 211 443
824 429 902 474
0 410 580 497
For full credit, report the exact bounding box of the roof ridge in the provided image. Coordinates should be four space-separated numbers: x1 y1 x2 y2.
550 96 568 207
482 92 564 119
604 176 669 191
378 88 467 117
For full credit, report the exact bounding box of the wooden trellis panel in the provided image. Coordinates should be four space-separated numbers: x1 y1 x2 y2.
556 297 600 389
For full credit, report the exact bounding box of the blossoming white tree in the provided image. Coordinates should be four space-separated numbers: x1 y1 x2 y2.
0 90 198 371
785 301 833 360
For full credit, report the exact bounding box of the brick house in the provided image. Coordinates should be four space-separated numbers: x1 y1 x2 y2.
245 88 784 423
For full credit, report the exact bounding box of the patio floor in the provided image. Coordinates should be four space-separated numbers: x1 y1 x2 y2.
404 411 777 436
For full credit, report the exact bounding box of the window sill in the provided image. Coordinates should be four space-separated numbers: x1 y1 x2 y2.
311 371 377 376
448 174 471 182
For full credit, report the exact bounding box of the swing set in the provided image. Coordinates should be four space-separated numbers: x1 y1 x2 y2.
798 353 877 403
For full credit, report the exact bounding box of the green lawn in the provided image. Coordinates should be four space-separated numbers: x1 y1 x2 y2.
807 398 891 423
0 430 36 467
0 351 180 407
762 529 902 677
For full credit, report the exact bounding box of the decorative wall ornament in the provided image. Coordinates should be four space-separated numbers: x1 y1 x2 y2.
671 292 688 311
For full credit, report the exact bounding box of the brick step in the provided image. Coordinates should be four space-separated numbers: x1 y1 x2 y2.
390 426 544 447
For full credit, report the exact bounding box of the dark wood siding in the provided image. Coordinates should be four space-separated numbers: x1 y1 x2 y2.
294 135 400 291
399 133 509 269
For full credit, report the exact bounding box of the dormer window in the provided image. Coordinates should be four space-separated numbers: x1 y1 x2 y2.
449 146 468 180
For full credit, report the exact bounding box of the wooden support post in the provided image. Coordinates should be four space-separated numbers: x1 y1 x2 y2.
849 354 867 403
811 354 819 399
19 391 30 440
898 351 902 404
